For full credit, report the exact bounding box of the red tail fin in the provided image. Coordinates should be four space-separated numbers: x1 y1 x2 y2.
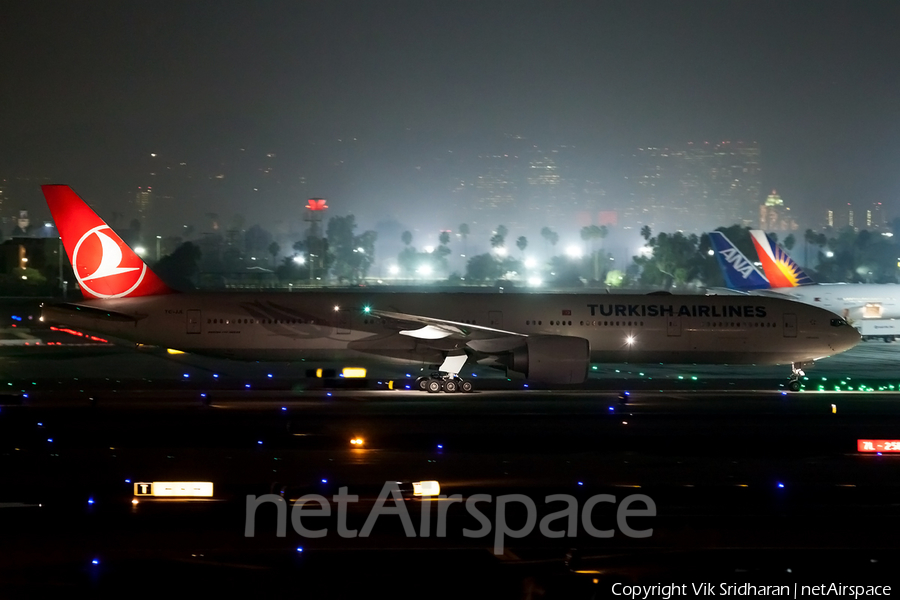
42 185 174 298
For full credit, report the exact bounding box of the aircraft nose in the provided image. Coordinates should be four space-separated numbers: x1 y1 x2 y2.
838 324 861 351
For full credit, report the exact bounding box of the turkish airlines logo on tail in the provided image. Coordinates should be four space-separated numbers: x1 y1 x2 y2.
72 225 147 298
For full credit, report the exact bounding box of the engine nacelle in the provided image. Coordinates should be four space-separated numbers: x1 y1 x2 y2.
506 335 590 384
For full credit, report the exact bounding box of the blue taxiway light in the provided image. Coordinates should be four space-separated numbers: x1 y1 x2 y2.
321 479 327 484
777 483 785 488
47 438 53 442
245 384 251 388
577 482 584 486
405 385 411 389
91 559 99 565
37 422 42 426
296 547 304 553
200 393 206 398
437 445 443 449
281 407 286 411
125 479 131 483
88 498 94 504
183 373 189 378
524 384 529 388
267 374 273 378
213 374 219 378
326 392 332 397
257 441 263 445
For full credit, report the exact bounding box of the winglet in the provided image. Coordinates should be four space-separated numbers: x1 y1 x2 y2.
42 185 174 298
749 230 815 288
707 231 770 291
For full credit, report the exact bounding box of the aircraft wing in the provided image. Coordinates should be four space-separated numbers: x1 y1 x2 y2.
705 288 798 300
369 309 526 344
705 287 752 296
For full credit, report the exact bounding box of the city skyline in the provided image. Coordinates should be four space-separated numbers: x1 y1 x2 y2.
2 2 899 242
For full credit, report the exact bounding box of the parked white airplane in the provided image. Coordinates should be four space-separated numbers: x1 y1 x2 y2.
710 230 900 322
40 185 859 391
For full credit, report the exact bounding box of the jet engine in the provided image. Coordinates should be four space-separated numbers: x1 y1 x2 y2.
503 335 590 384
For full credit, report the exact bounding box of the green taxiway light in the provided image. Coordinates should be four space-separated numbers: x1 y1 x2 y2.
678 376 684 380
691 376 698 381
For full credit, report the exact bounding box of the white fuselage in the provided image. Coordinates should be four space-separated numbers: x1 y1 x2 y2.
768 283 900 321
41 291 860 371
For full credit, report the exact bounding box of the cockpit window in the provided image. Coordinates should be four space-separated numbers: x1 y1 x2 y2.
830 318 849 327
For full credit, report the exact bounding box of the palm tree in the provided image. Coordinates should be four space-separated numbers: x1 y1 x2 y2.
640 225 652 242
401 230 413 246
516 235 528 256
541 226 557 254
458 223 470 257
267 241 280 268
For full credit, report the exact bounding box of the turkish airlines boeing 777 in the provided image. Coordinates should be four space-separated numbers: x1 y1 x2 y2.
40 185 859 392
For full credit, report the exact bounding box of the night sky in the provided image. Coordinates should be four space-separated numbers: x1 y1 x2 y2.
3 1 900 230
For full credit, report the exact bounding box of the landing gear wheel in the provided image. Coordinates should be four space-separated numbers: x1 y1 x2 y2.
788 380 801 392
415 377 429 391
460 380 474 393
426 379 442 393
443 379 459 393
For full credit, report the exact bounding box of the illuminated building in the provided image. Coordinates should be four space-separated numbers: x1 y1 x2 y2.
759 190 798 232
628 141 762 232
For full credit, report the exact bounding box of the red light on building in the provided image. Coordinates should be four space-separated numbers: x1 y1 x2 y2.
306 198 328 211
857 439 900 452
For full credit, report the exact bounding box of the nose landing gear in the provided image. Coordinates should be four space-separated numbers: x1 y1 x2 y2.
787 362 806 392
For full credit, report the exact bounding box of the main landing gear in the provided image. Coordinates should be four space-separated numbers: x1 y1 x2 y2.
416 354 474 393
415 373 475 393
787 362 806 392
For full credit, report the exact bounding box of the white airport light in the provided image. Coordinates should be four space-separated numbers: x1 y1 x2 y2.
527 276 542 287
388 265 400 275
293 255 306 265
424 245 434 254
826 251 835 258
524 257 536 269
417 264 433 276
412 480 441 497
707 249 715 256
626 335 635 345
494 246 507 256
565 245 582 259
134 246 147 256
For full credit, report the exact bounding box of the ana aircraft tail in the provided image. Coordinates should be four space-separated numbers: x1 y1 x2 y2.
749 230 815 288
42 185 174 299
707 231 771 291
